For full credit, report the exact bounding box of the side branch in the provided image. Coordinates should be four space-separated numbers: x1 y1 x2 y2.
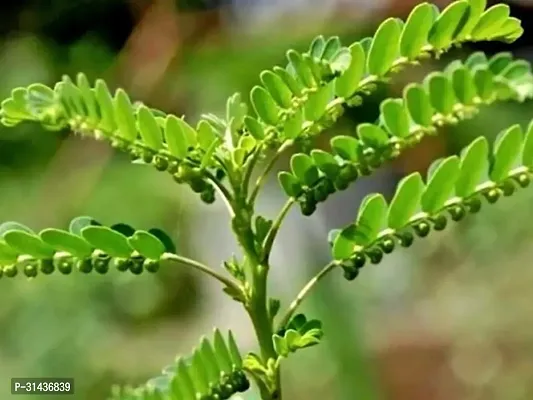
277 260 339 330
162 253 240 292
261 198 296 263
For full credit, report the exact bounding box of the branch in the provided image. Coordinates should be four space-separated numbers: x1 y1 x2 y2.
261 198 296 263
249 140 293 204
277 260 339 330
162 253 240 292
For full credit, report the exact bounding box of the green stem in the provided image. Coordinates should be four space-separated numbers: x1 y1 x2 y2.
162 253 240 293
277 260 338 331
261 198 295 263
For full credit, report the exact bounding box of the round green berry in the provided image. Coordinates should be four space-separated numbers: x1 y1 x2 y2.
367 248 383 264
24 263 38 278
313 181 329 203
153 155 169 171
54 257 73 275
114 257 131 272
40 258 55 275
200 188 216 204
466 197 482 213
413 221 430 237
92 254 111 274
500 180 515 197
3 264 17 278
129 257 144 275
77 258 93 273
380 237 395 254
343 267 359 281
448 205 466 222
484 188 501 204
352 252 366 268
432 214 447 231
143 259 160 273
397 231 415 247
142 150 154 164
515 173 530 188
190 177 207 193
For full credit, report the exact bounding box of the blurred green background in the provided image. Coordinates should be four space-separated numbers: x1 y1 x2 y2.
1 0 533 399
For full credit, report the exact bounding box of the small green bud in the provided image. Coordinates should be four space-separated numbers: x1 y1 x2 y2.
114 257 131 272
432 214 448 231
54 255 73 274
312 181 329 203
143 259 160 273
40 258 55 274
515 173 530 188
167 161 179 174
142 150 154 164
352 252 366 268
24 262 38 278
153 155 169 171
366 248 383 264
190 177 208 193
4 264 18 277
379 237 395 254
500 180 515 197
397 231 415 247
129 256 144 275
77 258 93 273
342 267 359 281
465 197 482 213
413 221 430 237
200 187 216 204
92 252 111 274
448 205 466 222
484 188 501 204
299 196 317 216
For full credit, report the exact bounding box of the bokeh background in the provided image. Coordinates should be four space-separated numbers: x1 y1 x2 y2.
1 0 533 399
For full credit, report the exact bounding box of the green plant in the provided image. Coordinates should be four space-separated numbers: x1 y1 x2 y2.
0 0 531 398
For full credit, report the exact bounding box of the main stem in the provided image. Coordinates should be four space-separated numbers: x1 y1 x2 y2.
233 199 281 400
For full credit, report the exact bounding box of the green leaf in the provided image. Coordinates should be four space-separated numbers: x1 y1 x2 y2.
330 47 352 73
471 4 510 40
452 67 477 105
335 42 365 98
213 329 233 374
311 149 341 179
244 116 265 140
490 124 523 182
68 216 100 236
304 83 332 121
113 89 138 141
111 223 136 237
164 115 189 158
39 228 92 258
81 226 132 258
250 86 280 125
176 359 196 400
488 52 513 75
128 231 166 259
421 156 461 213
76 73 99 122
196 120 219 151
148 228 176 254
283 108 304 139
3 231 55 259
137 105 163 150
59 76 86 117
273 334 289 358
260 70 293 109
0 240 18 264
332 225 358 260
455 136 489 197
286 50 315 87
94 79 117 132
400 3 436 60
190 352 209 396
428 0 470 49
473 67 495 101
522 120 533 167
322 36 342 61
388 173 424 229
226 93 247 127
465 51 488 69
273 66 304 96
500 60 531 81
227 331 243 367
0 222 34 237
357 123 389 147
309 35 326 59
199 338 221 383
290 154 320 186
331 135 360 161
455 0 487 40
404 84 434 127
494 17 523 42
278 172 303 198
367 18 402 77
353 194 387 245
427 73 456 114
380 99 410 137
